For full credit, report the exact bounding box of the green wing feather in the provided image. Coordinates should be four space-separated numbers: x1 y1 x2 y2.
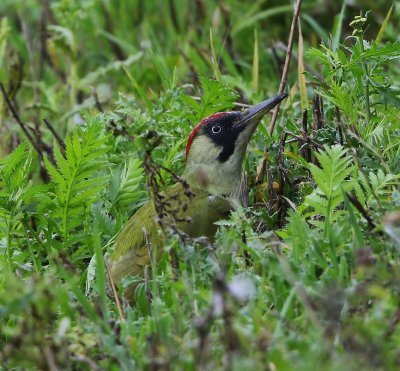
109 182 232 301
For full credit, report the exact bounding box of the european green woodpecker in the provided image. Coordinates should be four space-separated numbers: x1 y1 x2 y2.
110 93 288 302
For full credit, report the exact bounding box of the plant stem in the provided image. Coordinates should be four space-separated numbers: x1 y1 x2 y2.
359 35 371 125
6 219 12 271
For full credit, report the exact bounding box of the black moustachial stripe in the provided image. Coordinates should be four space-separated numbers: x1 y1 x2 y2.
202 112 243 163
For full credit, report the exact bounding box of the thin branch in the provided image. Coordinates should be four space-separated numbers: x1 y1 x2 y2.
43 118 66 153
92 87 104 113
347 192 377 231
285 130 324 149
312 94 324 132
0 82 42 157
255 0 303 184
105 260 125 322
268 0 303 136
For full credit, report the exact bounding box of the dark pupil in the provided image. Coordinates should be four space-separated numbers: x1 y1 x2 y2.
212 125 221 133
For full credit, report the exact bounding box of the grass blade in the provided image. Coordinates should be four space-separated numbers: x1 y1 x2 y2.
210 28 222 80
298 22 308 110
123 66 153 110
332 0 347 51
252 28 259 92
376 5 393 44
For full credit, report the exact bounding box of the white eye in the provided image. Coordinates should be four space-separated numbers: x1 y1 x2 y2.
212 125 221 134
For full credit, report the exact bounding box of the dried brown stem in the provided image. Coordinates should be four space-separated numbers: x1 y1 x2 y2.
255 0 303 184
285 130 324 149
105 260 125 322
277 133 289 227
312 94 324 132
268 0 303 136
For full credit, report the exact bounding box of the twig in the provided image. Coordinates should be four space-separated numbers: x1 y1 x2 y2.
241 229 252 268
277 133 289 227
43 118 66 152
144 264 152 306
347 192 377 231
105 260 125 322
268 0 303 136
92 87 104 113
255 0 303 184
302 108 308 133
142 226 153 305
0 82 42 156
312 94 324 132
108 120 135 141
285 130 324 149
334 107 345 146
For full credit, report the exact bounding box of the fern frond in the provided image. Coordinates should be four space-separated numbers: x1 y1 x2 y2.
304 145 355 223
0 142 29 177
109 158 146 211
45 118 110 249
309 145 353 200
359 169 399 206
189 76 239 122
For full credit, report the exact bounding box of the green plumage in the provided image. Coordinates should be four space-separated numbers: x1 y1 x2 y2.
109 182 232 301
109 93 288 303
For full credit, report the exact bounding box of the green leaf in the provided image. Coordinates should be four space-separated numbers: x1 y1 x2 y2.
192 76 239 122
332 0 347 51
376 5 393 44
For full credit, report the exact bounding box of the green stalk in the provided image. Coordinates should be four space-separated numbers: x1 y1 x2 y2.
6 219 12 271
359 34 371 125
26 236 40 273
63 159 80 250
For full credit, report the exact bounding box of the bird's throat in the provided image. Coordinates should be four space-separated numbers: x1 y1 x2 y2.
183 161 243 201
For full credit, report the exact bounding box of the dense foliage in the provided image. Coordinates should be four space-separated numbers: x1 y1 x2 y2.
0 1 399 369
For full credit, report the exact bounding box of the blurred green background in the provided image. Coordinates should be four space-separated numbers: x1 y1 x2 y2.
0 0 397 156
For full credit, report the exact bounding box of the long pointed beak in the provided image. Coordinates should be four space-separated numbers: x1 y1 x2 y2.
234 92 288 131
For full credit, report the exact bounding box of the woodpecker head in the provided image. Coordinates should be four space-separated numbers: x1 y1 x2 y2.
183 93 288 198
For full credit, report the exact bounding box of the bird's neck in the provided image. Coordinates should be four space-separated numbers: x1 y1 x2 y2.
183 160 244 202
